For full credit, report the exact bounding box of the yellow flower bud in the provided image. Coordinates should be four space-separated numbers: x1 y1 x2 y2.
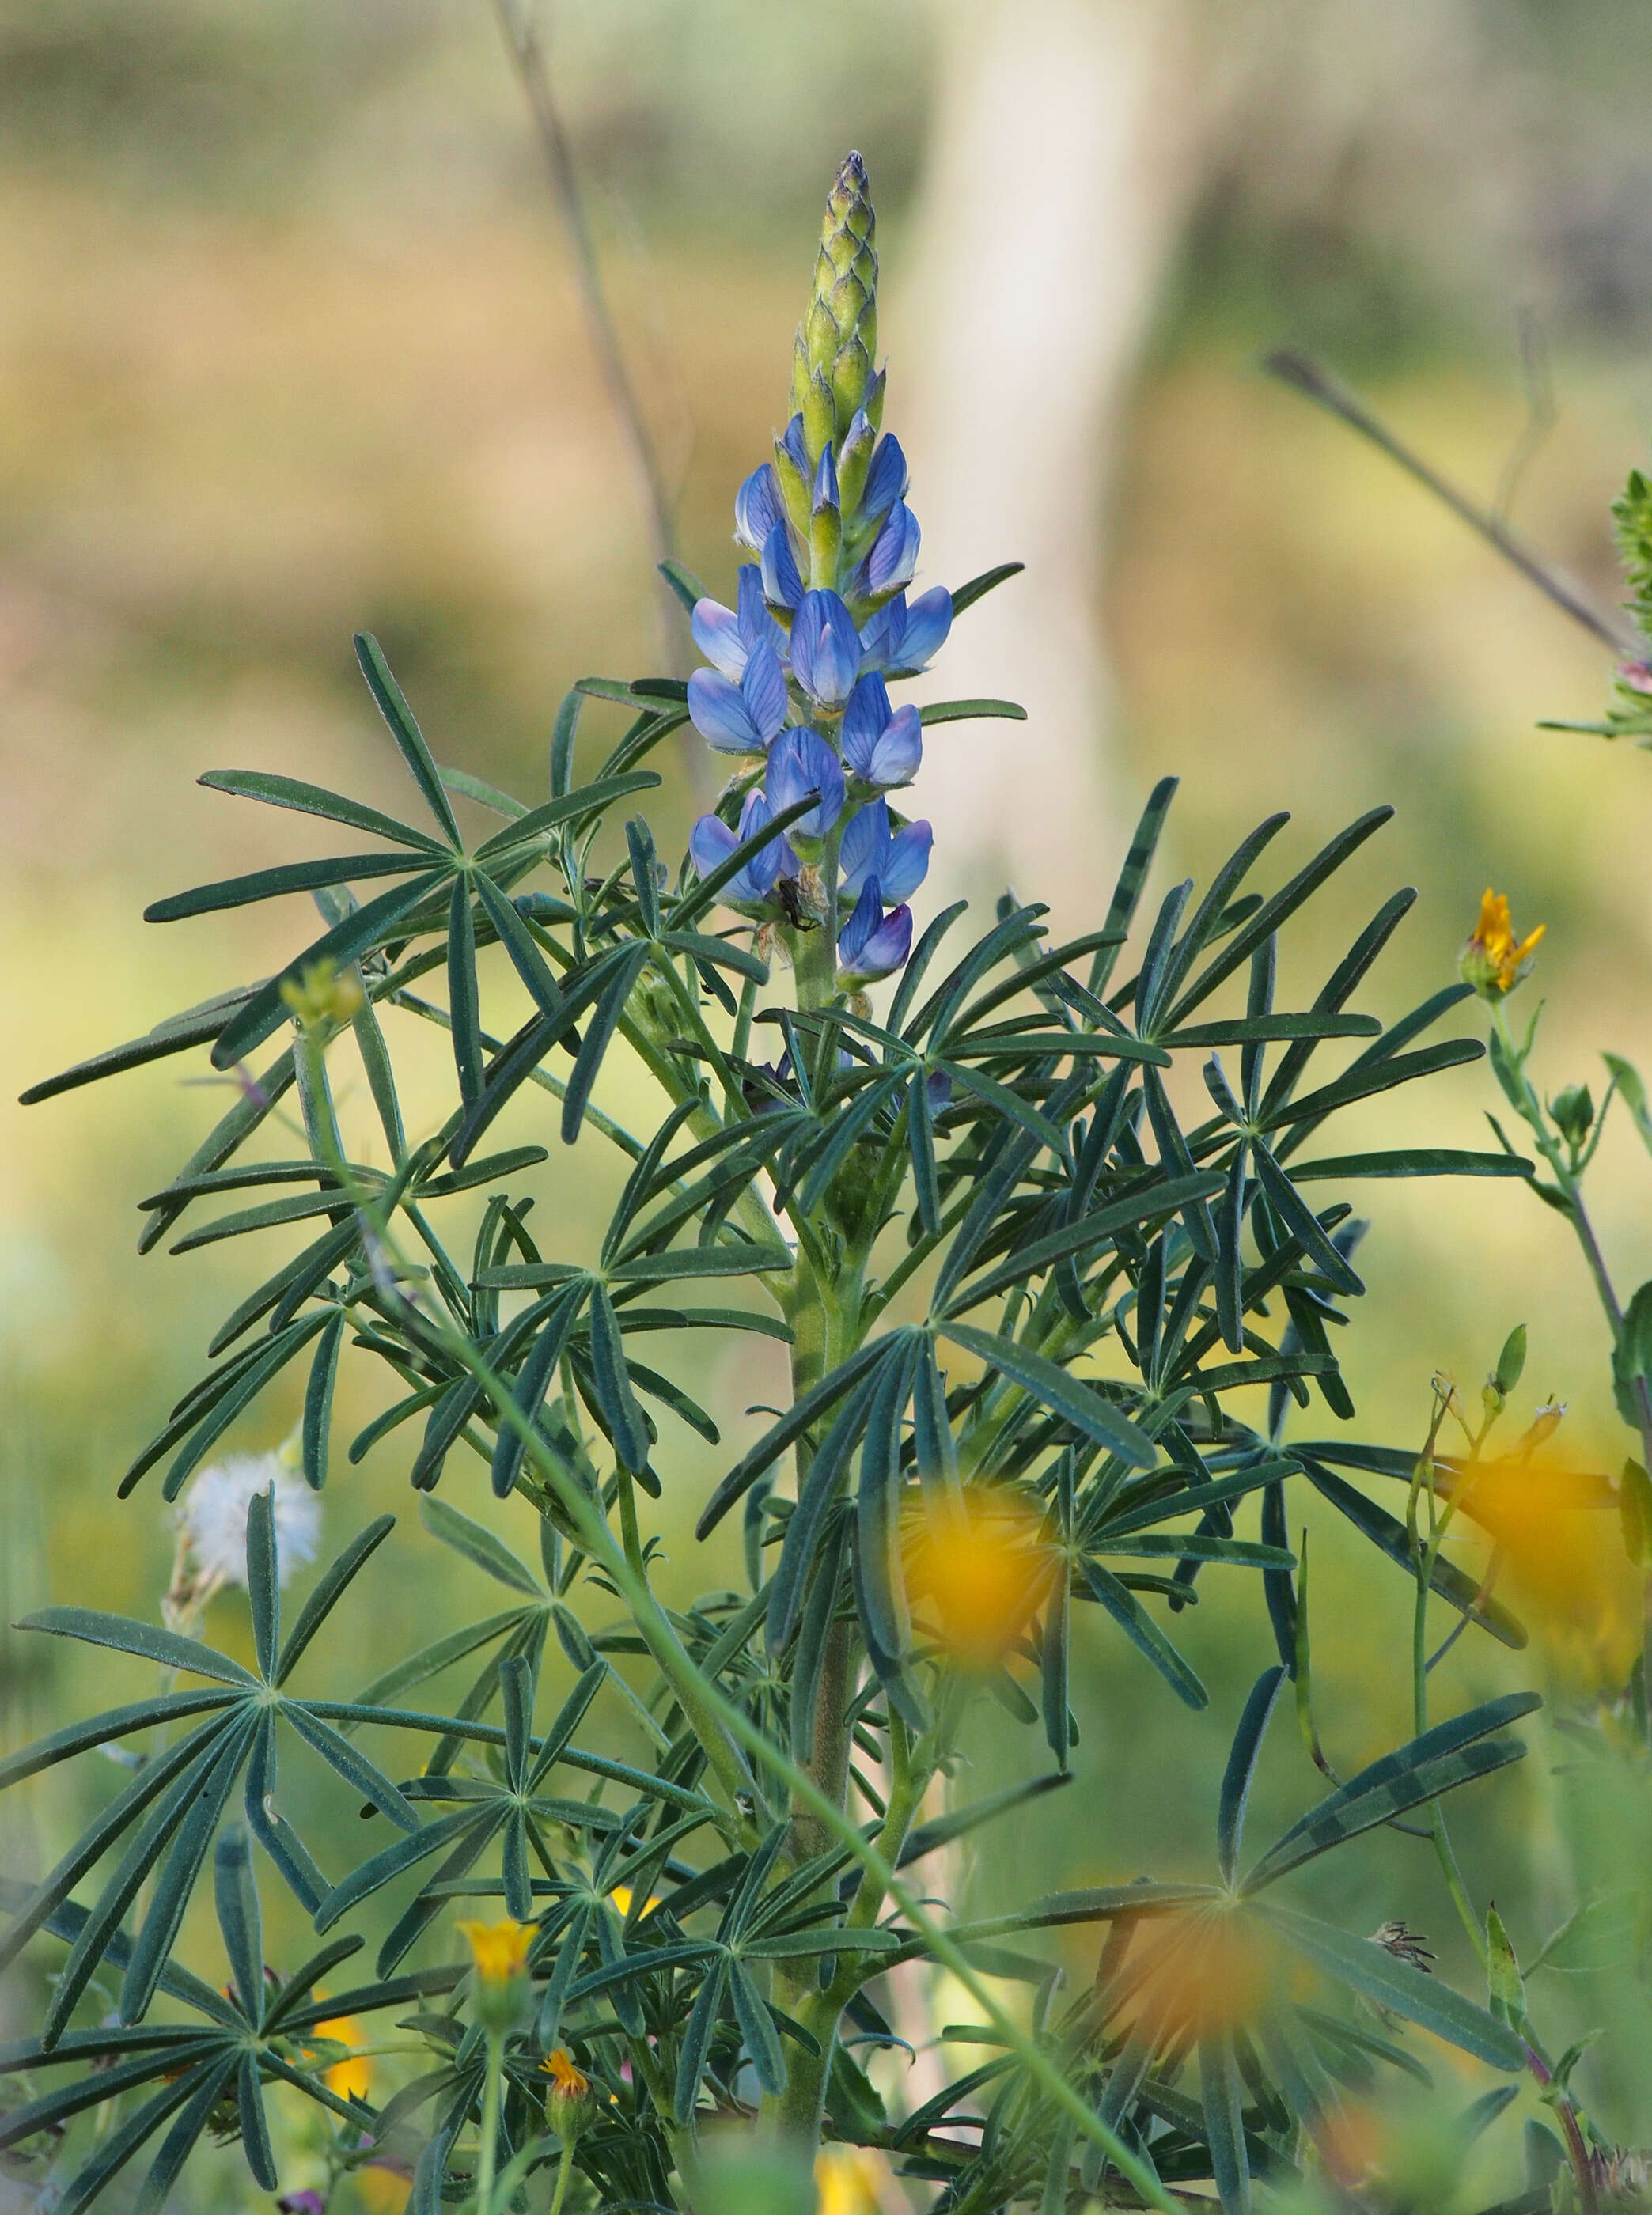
541 2047 596 2143
278 956 365 1032
1459 888 1544 1001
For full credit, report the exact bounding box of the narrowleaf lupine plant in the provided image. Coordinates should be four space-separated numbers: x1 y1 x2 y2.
5 155 1552 2215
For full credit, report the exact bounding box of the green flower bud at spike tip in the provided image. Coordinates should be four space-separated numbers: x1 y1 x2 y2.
772 426 811 536
791 150 880 460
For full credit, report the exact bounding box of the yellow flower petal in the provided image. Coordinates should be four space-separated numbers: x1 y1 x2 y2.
1461 888 1544 999
310 2012 372 2102
541 2047 590 2099
454 1917 532 1983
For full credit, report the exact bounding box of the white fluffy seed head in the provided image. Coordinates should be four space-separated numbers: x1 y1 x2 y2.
176 1452 321 1590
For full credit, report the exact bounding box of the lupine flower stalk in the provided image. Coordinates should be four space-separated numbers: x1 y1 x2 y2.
687 153 951 1011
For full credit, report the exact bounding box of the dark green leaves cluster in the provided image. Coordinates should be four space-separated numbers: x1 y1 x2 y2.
8 641 1540 2215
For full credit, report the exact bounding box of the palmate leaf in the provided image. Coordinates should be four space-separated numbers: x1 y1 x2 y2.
0 1500 476 2024
0 1838 391 2214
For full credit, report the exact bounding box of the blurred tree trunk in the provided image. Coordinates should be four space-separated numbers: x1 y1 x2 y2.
899 0 1201 930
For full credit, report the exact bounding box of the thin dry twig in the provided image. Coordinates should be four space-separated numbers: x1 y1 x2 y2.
1264 343 1639 657
493 0 686 664
1493 306 1557 525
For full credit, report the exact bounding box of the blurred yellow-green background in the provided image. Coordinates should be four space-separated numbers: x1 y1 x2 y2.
6 2 1652 2203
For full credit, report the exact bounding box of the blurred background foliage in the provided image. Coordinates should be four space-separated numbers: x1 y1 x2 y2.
6 2 1652 2202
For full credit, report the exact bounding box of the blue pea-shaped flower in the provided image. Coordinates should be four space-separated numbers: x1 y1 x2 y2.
841 674 922 791
838 878 914 984
687 637 789 755
688 788 798 909
790 589 863 710
839 797 932 906
764 727 846 842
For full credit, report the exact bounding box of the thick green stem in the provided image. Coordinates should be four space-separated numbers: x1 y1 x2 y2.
770 1718 923 2141
793 920 838 1019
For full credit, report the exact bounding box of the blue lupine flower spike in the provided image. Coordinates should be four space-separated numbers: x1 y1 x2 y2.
684 153 977 1001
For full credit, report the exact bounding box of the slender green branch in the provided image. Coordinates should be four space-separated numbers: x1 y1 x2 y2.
1409 1400 1490 1967
476 2031 503 2215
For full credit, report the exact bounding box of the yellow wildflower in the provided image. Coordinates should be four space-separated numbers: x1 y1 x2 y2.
1460 1455 1639 1683
456 1917 533 2035
903 1491 1056 1669
1459 888 1544 1001
310 2011 372 2102
358 2171 411 2215
541 2048 589 2100
607 1884 661 1921
816 2144 882 2215
542 2046 596 2142
455 1918 532 1983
